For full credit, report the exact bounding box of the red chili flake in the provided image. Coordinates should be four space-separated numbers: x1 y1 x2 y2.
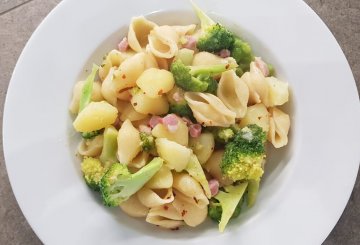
171 227 180 231
181 210 187 217
122 74 126 79
193 197 199 204
225 64 230 69
163 205 169 210
158 89 163 95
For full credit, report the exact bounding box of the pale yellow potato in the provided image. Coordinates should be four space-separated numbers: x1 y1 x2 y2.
239 103 270 132
151 119 188 146
189 132 215 165
117 119 142 164
73 101 118 132
131 89 169 115
155 138 192 172
136 68 175 98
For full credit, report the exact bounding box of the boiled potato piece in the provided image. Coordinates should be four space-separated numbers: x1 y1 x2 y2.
189 133 215 165
117 119 141 164
136 68 175 98
239 103 269 132
73 101 118 132
155 138 192 172
151 120 188 146
131 89 169 115
120 103 148 122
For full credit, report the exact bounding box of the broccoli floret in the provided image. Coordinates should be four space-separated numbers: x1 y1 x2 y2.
100 157 163 206
170 59 236 92
267 63 276 76
167 86 195 120
220 124 266 182
81 157 105 191
99 126 118 168
230 37 254 73
81 130 101 139
169 104 194 119
210 127 235 144
140 132 155 152
208 183 248 232
191 1 234 52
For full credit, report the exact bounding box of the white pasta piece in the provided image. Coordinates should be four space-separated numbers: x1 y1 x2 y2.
171 24 196 36
189 132 215 165
117 119 141 164
155 138 192 172
73 101 118 132
172 189 208 227
151 119 188 146
217 70 249 118
128 16 157 52
117 88 132 101
148 25 179 59
120 194 149 218
136 68 175 98
239 103 270 133
146 204 184 229
172 173 209 208
131 89 169 115
192 51 237 66
119 103 148 122
101 67 118 106
112 52 146 92
146 165 173 189
69 80 103 114
241 61 270 106
99 49 129 81
268 107 290 148
137 187 174 208
266 76 289 106
204 150 233 186
144 51 159 69
77 135 104 157
184 92 236 127
128 151 149 169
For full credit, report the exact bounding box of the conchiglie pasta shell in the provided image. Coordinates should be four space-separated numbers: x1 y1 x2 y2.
146 165 173 189
172 189 208 227
192 51 236 66
99 49 128 81
101 67 118 106
189 132 214 165
265 76 289 107
239 103 270 133
136 68 175 98
184 92 236 127
128 151 149 169
146 204 184 229
137 187 174 208
151 119 188 146
268 107 290 148
217 70 249 118
77 135 103 157
128 16 157 52
117 119 141 164
120 194 149 218
172 173 209 208
148 25 179 59
119 103 148 122
171 24 196 36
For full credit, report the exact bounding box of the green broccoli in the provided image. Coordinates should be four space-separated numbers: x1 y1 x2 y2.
99 126 118 168
81 130 101 139
100 157 163 206
81 157 105 191
208 183 248 232
140 132 155 152
211 127 235 144
247 179 260 208
267 63 276 76
170 59 236 92
191 1 234 52
230 37 254 73
220 124 266 182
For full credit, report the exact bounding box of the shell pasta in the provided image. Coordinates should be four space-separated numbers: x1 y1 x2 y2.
70 2 291 233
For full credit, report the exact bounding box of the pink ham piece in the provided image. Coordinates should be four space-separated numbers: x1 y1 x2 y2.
149 116 163 128
118 37 129 52
183 35 197 50
139 124 152 134
189 124 202 138
162 114 179 132
219 49 231 58
254 57 269 77
208 179 219 197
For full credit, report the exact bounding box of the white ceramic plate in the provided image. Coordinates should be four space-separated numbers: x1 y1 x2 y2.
3 0 360 244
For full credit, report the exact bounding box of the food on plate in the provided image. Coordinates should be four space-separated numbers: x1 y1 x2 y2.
69 1 291 232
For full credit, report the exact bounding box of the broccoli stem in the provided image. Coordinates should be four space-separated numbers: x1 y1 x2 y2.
99 126 118 168
79 64 99 112
190 0 215 30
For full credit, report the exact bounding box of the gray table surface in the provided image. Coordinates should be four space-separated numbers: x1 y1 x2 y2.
0 0 359 244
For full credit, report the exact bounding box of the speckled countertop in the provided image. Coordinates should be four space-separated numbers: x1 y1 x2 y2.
0 0 359 244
